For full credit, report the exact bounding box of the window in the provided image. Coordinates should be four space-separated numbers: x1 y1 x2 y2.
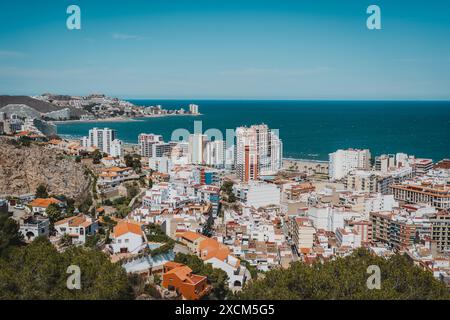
125 239 129 243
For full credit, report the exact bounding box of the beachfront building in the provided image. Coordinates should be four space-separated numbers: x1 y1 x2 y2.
189 104 199 115
329 148 371 181
138 133 163 157
235 124 282 182
83 127 117 155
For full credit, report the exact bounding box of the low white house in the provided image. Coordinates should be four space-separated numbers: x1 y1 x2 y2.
205 255 247 289
54 214 98 245
19 215 50 242
110 221 145 254
335 227 362 249
29 198 63 215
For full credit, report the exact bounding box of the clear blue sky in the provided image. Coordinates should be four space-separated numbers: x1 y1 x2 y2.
1 0 450 99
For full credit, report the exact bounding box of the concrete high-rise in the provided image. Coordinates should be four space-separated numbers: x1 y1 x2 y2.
188 134 207 165
329 148 371 181
235 124 282 182
86 127 117 155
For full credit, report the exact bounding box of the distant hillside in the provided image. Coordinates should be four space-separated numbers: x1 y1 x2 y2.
0 96 88 118
0 96 60 113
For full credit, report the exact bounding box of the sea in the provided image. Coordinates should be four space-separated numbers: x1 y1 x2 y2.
56 100 450 161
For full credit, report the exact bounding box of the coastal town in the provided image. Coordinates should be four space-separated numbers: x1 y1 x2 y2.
0 96 449 300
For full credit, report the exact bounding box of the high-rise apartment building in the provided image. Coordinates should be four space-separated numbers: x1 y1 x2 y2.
204 140 225 168
84 127 117 155
329 148 371 181
110 139 123 158
235 124 282 182
189 104 199 114
188 134 207 165
138 133 164 157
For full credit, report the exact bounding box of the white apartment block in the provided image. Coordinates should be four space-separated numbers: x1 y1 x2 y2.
82 127 117 155
233 181 281 209
204 140 225 168
110 139 123 158
188 134 207 165
307 206 359 233
336 228 362 248
138 133 164 157
329 148 371 181
189 104 199 114
149 156 173 174
364 193 398 215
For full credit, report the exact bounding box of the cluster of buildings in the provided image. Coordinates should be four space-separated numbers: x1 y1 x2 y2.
2 114 450 299
34 93 200 120
0 111 57 138
80 127 123 157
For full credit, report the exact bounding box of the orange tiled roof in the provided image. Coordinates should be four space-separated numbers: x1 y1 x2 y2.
180 231 206 242
164 261 184 269
30 197 62 208
54 214 93 228
113 221 143 238
199 238 230 261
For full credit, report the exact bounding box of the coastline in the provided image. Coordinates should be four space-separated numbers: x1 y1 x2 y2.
52 113 202 124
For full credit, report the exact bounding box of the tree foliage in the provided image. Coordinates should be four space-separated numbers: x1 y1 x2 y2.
0 237 133 300
35 184 48 199
92 150 103 164
0 215 23 256
221 180 236 203
234 249 450 300
124 154 142 173
46 203 63 225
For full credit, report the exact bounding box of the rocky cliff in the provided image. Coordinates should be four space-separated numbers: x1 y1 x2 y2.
0 137 90 200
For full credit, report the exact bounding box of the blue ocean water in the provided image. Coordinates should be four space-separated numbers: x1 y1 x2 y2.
56 100 450 161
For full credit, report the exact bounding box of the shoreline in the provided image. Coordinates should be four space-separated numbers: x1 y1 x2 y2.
52 113 202 124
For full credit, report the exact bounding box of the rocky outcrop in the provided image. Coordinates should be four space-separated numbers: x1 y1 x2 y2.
0 137 90 200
